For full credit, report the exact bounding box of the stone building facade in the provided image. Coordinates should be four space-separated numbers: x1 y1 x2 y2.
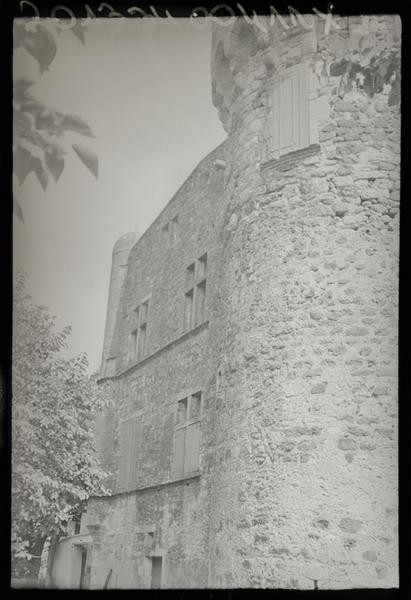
82 14 400 589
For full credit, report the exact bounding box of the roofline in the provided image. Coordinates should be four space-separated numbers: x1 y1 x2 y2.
126 140 226 257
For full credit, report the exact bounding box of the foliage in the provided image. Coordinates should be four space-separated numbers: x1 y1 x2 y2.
12 274 111 575
13 20 98 220
329 48 401 106
316 25 401 106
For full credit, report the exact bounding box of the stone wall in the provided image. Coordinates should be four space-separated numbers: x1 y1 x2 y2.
88 143 227 588
207 14 400 588
87 480 208 588
89 14 399 590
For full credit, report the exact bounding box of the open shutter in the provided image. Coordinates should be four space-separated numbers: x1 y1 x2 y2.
271 81 281 159
117 419 131 492
297 65 310 149
279 75 296 155
172 428 185 478
184 422 201 475
272 64 310 158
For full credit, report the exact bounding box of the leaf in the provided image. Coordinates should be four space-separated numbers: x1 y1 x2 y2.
32 159 49 190
359 50 373 68
35 131 68 156
69 21 87 44
13 196 24 222
14 111 35 136
62 114 95 137
45 151 65 182
329 59 350 77
72 143 98 178
18 137 45 160
22 24 57 74
349 63 362 77
19 97 47 124
14 145 34 185
37 108 65 134
13 77 36 95
14 142 48 189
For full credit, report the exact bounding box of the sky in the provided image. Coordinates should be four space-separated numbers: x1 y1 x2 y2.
13 17 226 372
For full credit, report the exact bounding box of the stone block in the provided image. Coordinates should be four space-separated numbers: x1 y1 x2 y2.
310 383 326 394
337 437 357 451
363 550 378 562
339 518 363 533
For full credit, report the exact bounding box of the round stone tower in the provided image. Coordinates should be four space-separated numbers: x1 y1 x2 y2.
208 14 400 588
100 230 140 379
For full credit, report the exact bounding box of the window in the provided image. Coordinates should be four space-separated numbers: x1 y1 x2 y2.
189 392 202 419
128 299 150 363
195 280 206 326
184 288 194 330
162 215 179 246
161 223 169 243
145 531 154 549
138 300 149 360
170 215 179 244
270 63 310 159
184 254 207 330
177 397 188 424
117 415 141 492
197 253 207 280
186 262 195 287
172 392 202 478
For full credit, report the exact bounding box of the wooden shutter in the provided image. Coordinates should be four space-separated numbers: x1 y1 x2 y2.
272 64 310 158
118 417 140 491
172 428 185 478
296 65 310 149
271 81 281 158
184 422 201 475
279 75 295 155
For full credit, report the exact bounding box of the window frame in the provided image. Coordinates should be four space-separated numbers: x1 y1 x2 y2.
161 215 179 246
175 392 203 431
184 253 207 331
128 296 151 364
170 215 179 245
172 391 203 478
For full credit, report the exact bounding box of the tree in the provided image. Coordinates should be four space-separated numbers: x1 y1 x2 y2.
11 274 111 580
13 19 98 221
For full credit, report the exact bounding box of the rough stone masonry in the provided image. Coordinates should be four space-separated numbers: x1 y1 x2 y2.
85 14 400 589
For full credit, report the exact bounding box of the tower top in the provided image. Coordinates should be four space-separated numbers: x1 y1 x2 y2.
112 230 140 255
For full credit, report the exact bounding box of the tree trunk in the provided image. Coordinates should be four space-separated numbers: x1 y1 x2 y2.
44 533 59 588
